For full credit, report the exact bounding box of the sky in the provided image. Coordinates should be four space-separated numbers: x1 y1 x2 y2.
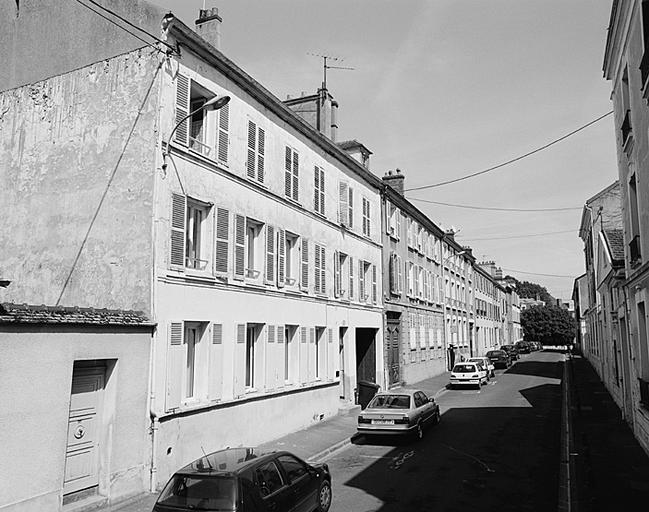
149 0 618 300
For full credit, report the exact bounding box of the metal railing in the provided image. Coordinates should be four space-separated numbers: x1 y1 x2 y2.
189 136 212 157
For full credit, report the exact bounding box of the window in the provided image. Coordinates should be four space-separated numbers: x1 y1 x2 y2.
362 197 371 237
245 219 264 280
300 238 310 292
628 172 642 264
338 182 354 228
247 120 265 183
314 244 326 294
285 147 299 201
277 455 308 483
315 327 325 379
284 325 298 383
641 1 649 90
170 194 212 271
387 203 400 239
184 322 205 400
389 253 399 295
245 324 263 389
314 166 325 215
334 252 349 298
255 461 285 497
281 232 299 286
408 262 414 296
359 260 371 302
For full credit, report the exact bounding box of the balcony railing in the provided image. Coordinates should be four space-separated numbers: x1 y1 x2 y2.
639 378 649 409
630 235 642 265
189 136 212 157
621 110 633 148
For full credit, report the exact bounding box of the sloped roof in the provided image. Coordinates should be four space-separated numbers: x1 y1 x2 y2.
0 303 153 327
603 229 625 263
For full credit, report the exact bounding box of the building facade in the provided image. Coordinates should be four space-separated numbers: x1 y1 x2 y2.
603 0 649 455
474 264 504 354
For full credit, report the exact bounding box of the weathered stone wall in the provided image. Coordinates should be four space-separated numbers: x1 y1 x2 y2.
0 48 161 313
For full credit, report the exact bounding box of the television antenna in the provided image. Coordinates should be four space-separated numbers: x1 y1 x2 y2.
308 53 355 90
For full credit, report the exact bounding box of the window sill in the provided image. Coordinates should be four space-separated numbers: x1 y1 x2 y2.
184 269 217 281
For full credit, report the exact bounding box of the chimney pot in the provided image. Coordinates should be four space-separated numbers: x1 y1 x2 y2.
382 167 406 195
196 6 222 50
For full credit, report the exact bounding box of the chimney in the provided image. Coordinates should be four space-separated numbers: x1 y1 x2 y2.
195 7 222 50
462 246 473 258
330 99 339 142
382 168 405 195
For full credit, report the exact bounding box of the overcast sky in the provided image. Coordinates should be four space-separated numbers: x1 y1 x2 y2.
149 0 618 300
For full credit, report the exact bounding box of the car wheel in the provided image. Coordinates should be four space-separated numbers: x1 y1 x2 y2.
318 480 332 512
433 410 441 425
415 421 424 440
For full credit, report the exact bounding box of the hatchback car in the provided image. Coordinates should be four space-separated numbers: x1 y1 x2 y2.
449 362 488 389
515 341 531 354
501 344 519 361
468 356 495 378
153 447 332 512
485 349 511 369
357 388 440 440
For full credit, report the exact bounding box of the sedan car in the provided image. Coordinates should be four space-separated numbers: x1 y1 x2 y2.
153 447 332 512
486 349 511 369
501 344 519 361
357 388 440 440
515 341 531 354
468 356 495 378
449 362 488 389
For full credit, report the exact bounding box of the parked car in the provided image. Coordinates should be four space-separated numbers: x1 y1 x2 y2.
486 349 511 369
449 362 488 389
357 388 440 440
468 356 495 378
516 341 531 354
501 344 519 360
153 447 332 512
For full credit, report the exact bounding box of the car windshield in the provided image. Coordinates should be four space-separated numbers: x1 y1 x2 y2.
368 394 411 409
156 475 236 511
453 364 476 373
487 351 504 356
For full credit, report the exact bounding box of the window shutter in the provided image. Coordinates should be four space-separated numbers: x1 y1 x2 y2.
348 256 354 300
300 238 309 291
314 244 321 293
233 214 246 280
308 327 316 382
348 187 354 229
292 151 299 201
277 229 286 287
265 325 277 390
397 256 403 294
208 323 223 401
319 168 325 214
396 209 401 240
372 264 377 304
257 127 265 183
334 251 340 298
165 322 183 411
285 147 292 198
338 182 349 226
386 203 392 235
217 103 229 163
328 327 335 381
359 260 365 302
170 193 186 267
265 225 275 284
247 121 256 178
321 246 326 294
174 74 190 146
215 207 229 274
389 253 397 294
314 167 320 213
233 323 246 398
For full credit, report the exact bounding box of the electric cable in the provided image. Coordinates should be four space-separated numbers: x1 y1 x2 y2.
458 229 575 241
405 111 614 191
501 268 576 278
409 197 581 212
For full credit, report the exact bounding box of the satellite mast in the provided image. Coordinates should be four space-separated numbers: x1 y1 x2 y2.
308 53 354 90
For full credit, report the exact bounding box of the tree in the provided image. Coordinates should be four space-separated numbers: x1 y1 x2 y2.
504 276 555 305
521 305 576 346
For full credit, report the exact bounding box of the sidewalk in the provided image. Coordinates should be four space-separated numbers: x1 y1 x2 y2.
100 371 452 512
568 353 649 511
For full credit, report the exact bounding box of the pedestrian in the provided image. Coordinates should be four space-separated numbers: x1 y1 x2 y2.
448 344 456 370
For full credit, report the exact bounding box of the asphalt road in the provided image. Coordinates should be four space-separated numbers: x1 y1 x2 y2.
326 351 564 512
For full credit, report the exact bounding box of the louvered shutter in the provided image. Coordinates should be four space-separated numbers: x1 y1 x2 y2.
397 256 403 294
234 214 246 280
338 182 349 225
320 246 326 295
314 167 320 213
217 103 229 163
257 127 265 183
319 168 325 214
348 256 354 300
285 147 292 198
174 74 190 146
208 323 223 401
277 229 286 287
265 325 276 390
333 251 340 298
359 260 365 303
233 323 246 398
292 151 299 201
247 121 256 178
348 188 354 229
314 244 321 293
396 209 401 240
300 238 309 291
328 328 335 381
170 193 186 267
265 225 275 284
299 326 308 383
215 207 229 274
372 264 377 304
165 322 183 411
389 253 397 294
308 327 316 382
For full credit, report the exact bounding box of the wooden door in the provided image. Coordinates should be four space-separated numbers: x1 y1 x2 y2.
63 366 104 495
386 321 400 386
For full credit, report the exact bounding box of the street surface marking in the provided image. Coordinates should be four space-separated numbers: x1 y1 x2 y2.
388 450 415 470
444 444 495 473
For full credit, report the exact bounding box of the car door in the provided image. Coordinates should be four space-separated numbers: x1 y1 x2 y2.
254 459 291 512
276 454 317 512
415 391 433 423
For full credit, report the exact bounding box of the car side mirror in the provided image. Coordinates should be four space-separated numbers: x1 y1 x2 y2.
429 397 435 403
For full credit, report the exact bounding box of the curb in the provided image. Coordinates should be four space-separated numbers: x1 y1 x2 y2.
307 436 354 463
558 353 573 512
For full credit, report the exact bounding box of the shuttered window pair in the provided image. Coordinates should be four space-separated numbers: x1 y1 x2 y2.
389 254 404 296
314 166 325 216
338 182 354 228
247 120 265 183
174 73 229 163
386 203 400 239
358 260 377 304
285 146 299 201
170 193 215 271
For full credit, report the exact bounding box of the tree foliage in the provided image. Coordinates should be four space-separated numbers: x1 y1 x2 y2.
521 305 576 346
504 275 555 305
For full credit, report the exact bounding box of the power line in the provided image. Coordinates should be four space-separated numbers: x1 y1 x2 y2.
409 197 581 212
501 268 576 278
405 111 614 191
458 229 575 241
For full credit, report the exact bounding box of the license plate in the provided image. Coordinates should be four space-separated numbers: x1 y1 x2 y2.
372 419 394 425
